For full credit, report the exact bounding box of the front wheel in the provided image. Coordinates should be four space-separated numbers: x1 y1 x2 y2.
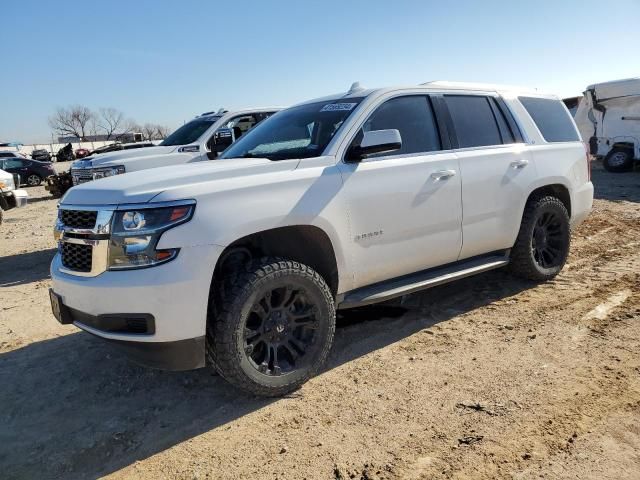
207 258 336 397
509 196 570 281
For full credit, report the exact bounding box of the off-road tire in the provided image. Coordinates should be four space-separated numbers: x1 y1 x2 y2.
603 148 634 173
206 258 336 397
509 196 570 281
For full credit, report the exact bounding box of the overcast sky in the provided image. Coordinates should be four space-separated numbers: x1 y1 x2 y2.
2 0 639 144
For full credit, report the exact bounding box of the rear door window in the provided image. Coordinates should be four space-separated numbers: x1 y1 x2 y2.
518 96 580 142
444 95 503 148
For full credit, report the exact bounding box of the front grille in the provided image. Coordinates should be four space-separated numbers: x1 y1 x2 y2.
61 242 93 272
70 169 93 185
61 209 97 229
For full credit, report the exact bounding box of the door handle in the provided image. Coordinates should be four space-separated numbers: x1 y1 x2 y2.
510 159 529 169
430 169 456 180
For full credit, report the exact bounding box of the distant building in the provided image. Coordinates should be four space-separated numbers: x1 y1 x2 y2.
0 142 22 152
57 132 144 143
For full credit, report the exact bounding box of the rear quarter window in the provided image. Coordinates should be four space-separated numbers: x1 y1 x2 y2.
519 96 580 143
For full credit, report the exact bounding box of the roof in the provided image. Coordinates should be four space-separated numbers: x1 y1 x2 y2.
295 80 547 108
586 77 640 100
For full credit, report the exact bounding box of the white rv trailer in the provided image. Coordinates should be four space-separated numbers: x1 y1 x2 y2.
574 77 640 172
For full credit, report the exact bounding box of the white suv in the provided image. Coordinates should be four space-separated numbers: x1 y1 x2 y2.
50 82 593 396
69 108 280 185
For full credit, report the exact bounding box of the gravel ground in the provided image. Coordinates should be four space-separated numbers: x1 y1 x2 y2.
0 162 639 480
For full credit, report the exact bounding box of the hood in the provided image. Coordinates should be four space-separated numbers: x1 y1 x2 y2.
61 157 300 205
74 146 177 167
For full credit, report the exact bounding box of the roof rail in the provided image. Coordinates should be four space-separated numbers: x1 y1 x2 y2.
198 108 228 118
420 80 537 92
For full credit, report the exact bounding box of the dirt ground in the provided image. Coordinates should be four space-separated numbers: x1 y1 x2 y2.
1 162 639 480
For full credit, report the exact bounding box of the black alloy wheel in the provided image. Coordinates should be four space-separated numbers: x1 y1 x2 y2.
509 195 570 281
243 285 320 376
531 211 568 269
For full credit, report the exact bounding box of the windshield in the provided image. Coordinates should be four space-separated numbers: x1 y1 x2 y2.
221 99 364 161
160 117 219 146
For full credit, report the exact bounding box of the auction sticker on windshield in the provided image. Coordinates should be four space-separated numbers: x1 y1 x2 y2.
320 103 358 112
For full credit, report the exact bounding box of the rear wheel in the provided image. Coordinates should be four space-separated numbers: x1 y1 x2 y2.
603 148 634 173
26 174 42 187
207 258 336 397
509 196 570 281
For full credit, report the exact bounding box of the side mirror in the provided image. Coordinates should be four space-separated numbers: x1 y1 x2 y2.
206 128 235 159
346 129 402 162
213 128 234 149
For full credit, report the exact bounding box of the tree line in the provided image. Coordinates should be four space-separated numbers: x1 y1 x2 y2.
48 105 171 142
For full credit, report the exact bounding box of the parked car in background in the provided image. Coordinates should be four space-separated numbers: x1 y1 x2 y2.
0 150 28 160
50 82 592 396
45 170 73 198
0 157 56 186
31 149 52 162
75 148 91 159
574 77 640 172
89 141 155 156
69 108 280 185
56 143 75 163
0 168 28 224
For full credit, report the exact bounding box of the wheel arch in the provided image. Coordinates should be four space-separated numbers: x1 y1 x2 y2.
610 141 635 153
210 225 341 300
524 183 571 217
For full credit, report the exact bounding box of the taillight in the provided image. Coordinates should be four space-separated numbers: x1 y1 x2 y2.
584 142 591 182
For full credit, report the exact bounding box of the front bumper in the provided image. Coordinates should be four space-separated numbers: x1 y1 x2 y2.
0 189 28 210
51 292 205 370
51 243 224 370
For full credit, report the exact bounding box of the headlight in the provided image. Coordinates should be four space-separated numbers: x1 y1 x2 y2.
0 175 15 191
92 165 125 180
108 201 195 270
